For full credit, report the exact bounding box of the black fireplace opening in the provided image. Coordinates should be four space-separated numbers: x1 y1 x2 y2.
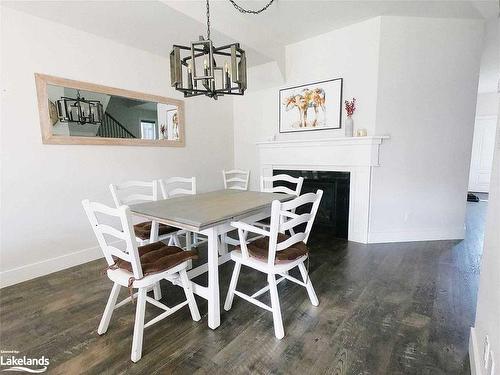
273 170 350 240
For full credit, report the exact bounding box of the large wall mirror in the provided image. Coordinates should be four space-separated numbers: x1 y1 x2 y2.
35 74 185 146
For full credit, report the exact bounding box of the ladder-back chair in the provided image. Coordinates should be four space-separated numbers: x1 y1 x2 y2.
224 190 323 339
82 199 200 362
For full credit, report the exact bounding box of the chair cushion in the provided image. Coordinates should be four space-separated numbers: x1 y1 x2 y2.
114 241 198 275
134 221 178 240
237 233 309 264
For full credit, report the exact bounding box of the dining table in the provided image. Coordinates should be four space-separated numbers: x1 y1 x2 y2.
130 189 294 329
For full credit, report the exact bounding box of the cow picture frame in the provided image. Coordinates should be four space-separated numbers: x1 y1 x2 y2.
279 78 343 133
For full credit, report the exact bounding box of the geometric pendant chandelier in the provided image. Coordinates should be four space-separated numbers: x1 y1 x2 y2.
170 0 275 100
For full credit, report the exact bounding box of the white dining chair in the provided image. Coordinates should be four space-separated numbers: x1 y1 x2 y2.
110 180 180 300
260 174 304 196
109 180 179 246
82 199 200 362
257 174 304 229
159 176 197 199
222 169 250 191
221 169 250 248
159 177 207 255
224 190 323 339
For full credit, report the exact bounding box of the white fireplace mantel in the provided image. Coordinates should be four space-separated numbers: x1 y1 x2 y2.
256 136 389 167
256 135 390 244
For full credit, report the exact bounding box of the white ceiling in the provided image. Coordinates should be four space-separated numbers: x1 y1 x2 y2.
3 0 498 91
3 0 498 66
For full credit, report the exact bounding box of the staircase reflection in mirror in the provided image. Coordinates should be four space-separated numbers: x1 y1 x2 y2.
35 74 185 147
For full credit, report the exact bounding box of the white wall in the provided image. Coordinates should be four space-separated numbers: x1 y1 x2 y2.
233 17 382 190
368 16 484 242
471 103 500 374
477 18 499 94
476 92 499 117
0 7 234 287
470 18 500 373
233 15 484 243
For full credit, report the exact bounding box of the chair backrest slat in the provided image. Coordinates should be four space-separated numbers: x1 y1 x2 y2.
159 177 196 199
223 169 250 191
226 177 247 183
281 192 318 211
82 199 143 279
120 194 156 205
266 190 323 266
109 180 157 207
280 213 312 233
261 174 304 197
276 232 307 251
107 245 132 261
99 223 129 241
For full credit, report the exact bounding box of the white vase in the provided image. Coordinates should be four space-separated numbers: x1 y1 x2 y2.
345 116 354 137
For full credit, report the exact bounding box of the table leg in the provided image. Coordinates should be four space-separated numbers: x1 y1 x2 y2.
218 234 229 256
206 228 220 329
186 231 192 251
149 220 159 242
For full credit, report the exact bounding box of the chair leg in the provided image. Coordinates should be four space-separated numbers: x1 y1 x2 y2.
193 233 199 246
224 262 241 311
298 261 318 306
131 288 147 363
152 282 162 300
97 282 121 335
268 273 284 339
179 269 201 321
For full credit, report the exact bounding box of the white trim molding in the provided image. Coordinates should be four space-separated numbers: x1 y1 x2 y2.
257 135 389 243
469 327 483 375
367 226 466 243
0 246 103 288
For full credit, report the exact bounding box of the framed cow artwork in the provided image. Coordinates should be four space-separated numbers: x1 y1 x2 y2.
279 78 343 133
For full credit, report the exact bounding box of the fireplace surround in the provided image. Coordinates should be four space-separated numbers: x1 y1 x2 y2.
257 136 389 243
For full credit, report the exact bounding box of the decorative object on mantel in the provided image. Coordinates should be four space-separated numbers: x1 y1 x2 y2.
356 129 368 137
344 97 356 137
279 78 343 133
170 0 275 100
265 134 277 142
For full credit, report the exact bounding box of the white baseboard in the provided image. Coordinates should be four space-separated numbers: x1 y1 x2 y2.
0 246 103 288
470 327 483 375
367 226 466 243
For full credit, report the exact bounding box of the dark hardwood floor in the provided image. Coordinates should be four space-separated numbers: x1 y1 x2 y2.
0 201 486 374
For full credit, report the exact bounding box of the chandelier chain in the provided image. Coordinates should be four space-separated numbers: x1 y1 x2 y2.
206 0 275 40
228 0 275 14
206 0 211 40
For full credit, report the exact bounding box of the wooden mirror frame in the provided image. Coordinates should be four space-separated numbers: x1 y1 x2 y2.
35 73 185 147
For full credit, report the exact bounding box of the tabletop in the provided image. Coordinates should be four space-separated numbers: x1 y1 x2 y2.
130 190 294 231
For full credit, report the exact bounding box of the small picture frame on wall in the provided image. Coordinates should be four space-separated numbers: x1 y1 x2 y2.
279 78 343 133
